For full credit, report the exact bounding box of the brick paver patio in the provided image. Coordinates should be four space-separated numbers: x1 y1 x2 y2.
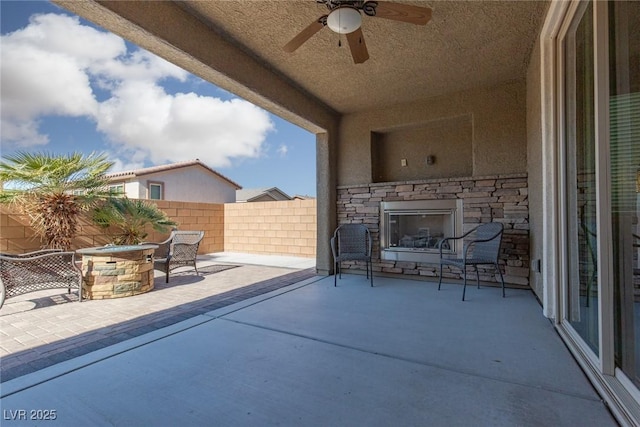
0 258 316 383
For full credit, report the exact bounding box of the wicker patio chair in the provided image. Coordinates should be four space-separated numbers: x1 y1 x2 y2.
437 222 505 301
150 230 205 283
331 224 373 287
0 249 83 309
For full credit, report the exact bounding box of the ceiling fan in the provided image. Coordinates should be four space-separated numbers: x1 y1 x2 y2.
283 0 432 64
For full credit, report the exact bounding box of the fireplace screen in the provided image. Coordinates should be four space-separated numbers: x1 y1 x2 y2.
380 200 463 262
386 211 452 250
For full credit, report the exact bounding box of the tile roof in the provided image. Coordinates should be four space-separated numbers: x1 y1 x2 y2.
105 159 241 189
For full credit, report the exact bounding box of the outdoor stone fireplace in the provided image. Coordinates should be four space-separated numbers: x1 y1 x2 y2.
336 173 529 286
380 199 463 264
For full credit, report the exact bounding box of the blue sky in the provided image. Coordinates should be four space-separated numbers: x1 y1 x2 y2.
0 1 317 197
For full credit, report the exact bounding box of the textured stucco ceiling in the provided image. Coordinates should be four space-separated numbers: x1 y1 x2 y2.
177 0 548 113
56 0 548 118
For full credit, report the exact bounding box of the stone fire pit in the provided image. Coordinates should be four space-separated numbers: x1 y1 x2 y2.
77 244 158 300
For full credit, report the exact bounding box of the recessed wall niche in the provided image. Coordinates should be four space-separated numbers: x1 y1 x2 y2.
371 115 472 183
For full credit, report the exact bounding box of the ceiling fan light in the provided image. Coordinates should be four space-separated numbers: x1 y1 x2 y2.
327 7 362 34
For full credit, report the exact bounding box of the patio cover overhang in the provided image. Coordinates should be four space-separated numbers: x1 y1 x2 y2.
53 0 549 273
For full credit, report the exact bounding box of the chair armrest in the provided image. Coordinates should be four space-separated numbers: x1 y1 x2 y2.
141 239 172 260
330 237 337 259
0 249 63 258
438 236 461 257
462 228 503 261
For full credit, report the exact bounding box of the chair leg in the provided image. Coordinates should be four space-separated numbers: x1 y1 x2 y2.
462 267 467 301
496 263 506 298
476 266 480 289
194 263 199 276
438 263 443 291
165 267 169 283
334 261 338 287
369 261 373 287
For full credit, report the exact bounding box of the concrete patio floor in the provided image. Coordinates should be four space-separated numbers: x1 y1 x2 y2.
0 253 316 382
0 271 617 426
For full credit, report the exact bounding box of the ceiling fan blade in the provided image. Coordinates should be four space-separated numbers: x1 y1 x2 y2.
373 1 432 25
346 28 369 64
283 16 327 53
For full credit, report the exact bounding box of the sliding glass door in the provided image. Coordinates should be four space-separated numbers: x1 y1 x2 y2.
609 0 640 389
563 1 599 354
559 0 640 421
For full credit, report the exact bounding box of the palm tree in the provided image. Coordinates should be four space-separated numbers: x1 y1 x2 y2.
92 197 177 245
0 151 113 250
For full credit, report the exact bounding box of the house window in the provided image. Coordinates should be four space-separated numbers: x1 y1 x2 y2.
148 182 163 200
108 184 124 195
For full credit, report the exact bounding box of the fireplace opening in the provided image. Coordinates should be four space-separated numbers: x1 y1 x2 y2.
380 200 463 263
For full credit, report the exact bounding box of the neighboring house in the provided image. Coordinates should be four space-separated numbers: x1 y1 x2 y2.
236 187 292 203
105 159 241 204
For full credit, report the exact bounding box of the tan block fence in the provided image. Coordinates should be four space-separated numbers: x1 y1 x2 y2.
0 199 317 259
224 200 317 257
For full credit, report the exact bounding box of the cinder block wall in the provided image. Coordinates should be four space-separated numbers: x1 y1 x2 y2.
148 201 224 254
1 200 318 258
0 201 225 255
224 199 317 258
0 205 39 253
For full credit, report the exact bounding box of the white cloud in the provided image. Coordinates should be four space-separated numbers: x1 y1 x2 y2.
277 144 288 157
1 14 105 146
107 155 146 174
1 12 274 167
97 82 273 167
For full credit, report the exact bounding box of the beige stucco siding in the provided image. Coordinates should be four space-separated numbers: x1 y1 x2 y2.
338 80 528 186
139 168 237 203
123 181 140 199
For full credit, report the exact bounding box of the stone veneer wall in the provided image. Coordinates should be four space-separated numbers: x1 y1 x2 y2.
336 174 529 287
81 248 155 299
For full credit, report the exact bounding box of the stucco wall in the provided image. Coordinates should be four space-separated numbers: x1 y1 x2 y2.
124 181 140 199
139 168 237 203
224 199 317 258
526 36 544 302
372 115 473 182
338 80 528 186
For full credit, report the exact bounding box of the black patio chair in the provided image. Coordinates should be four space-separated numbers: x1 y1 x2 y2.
148 230 204 283
0 249 83 308
331 223 373 287
438 222 505 301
